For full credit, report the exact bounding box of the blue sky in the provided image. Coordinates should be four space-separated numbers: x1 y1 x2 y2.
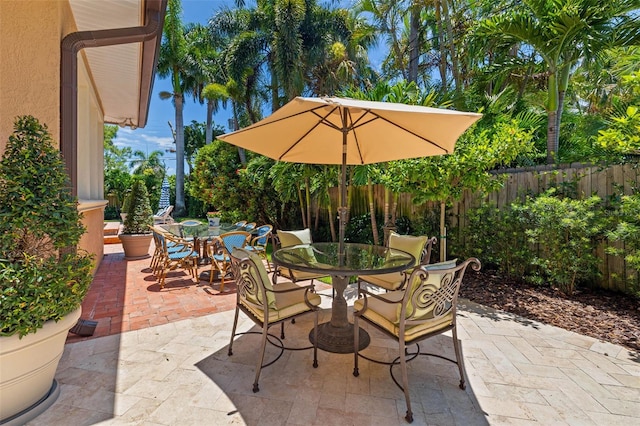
113 0 363 175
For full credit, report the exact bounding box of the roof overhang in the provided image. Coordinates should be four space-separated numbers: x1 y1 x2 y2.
68 0 166 128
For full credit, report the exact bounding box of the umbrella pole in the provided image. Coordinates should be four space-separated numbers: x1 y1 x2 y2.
338 111 348 263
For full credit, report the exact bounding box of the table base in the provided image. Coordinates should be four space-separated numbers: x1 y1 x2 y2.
309 322 370 354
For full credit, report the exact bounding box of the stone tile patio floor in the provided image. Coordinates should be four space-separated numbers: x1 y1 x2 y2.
29 243 640 425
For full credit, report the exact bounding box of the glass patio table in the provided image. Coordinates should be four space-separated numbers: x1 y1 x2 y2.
272 242 415 353
160 222 253 267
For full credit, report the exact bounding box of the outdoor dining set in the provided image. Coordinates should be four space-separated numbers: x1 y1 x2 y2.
145 219 480 424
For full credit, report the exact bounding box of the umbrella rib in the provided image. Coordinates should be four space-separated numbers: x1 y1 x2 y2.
346 108 366 164
365 110 450 153
279 106 340 160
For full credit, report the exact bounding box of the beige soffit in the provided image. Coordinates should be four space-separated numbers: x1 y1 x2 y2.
68 0 144 127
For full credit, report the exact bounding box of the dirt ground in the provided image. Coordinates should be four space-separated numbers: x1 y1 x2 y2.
460 269 640 353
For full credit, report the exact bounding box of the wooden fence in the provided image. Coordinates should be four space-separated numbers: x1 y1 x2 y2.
338 162 640 293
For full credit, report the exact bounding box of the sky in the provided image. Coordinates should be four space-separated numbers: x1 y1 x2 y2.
113 0 363 176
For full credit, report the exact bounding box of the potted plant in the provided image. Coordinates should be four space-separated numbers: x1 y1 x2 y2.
0 116 94 424
119 179 153 259
120 190 131 223
207 211 221 226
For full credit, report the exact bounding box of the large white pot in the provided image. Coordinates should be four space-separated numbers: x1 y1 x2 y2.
0 306 81 424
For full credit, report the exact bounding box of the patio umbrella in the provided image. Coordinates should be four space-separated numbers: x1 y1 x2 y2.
218 96 482 254
158 176 171 211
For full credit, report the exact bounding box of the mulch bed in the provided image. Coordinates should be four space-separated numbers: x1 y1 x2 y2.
460 269 640 353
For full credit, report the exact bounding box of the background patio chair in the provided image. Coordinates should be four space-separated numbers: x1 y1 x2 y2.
244 224 273 271
207 230 251 291
353 257 481 423
153 205 174 224
152 230 199 289
233 220 247 229
228 247 320 393
270 228 330 286
358 232 438 293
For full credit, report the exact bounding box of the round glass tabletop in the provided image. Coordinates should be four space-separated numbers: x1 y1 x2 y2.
272 242 415 276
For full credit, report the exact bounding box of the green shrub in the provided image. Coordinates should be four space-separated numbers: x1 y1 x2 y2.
460 203 532 276
122 179 153 234
462 189 605 294
522 190 604 294
606 194 640 294
0 116 94 337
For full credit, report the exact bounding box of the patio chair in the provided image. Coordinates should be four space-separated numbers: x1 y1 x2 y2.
153 230 199 289
153 205 174 224
228 247 320 393
353 257 481 423
233 220 247 229
244 224 273 271
244 222 257 231
271 228 330 286
358 232 438 293
207 230 251 292
149 225 186 274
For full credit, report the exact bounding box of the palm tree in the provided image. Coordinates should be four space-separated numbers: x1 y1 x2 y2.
477 0 640 163
183 23 230 145
157 0 188 216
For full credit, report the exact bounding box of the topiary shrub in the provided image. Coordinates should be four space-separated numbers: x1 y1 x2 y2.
121 179 153 234
0 116 94 337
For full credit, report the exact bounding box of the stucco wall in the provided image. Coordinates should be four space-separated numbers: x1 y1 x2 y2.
1 0 105 271
0 1 64 151
79 205 106 274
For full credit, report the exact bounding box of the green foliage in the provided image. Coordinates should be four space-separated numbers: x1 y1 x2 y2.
0 116 94 337
461 189 605 294
522 191 604 294
122 179 153 235
606 193 640 293
392 118 535 205
104 124 132 209
104 206 120 220
460 203 532 277
597 105 640 154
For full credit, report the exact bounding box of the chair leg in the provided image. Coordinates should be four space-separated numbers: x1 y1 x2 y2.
312 310 318 368
280 322 285 339
209 264 216 284
353 314 360 377
452 325 466 390
399 339 413 423
219 266 227 292
228 306 240 356
253 322 269 393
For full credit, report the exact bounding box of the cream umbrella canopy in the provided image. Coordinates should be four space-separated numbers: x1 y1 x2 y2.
218 96 482 252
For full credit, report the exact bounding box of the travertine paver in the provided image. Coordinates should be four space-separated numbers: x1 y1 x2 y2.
24 293 638 425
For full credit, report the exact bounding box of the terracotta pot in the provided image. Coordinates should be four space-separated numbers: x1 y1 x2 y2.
120 233 153 260
0 306 81 424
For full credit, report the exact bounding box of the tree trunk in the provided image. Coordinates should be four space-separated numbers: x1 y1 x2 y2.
442 0 461 96
368 177 379 245
408 3 420 83
174 93 186 216
440 201 446 262
546 70 559 164
206 100 213 145
231 102 246 165
297 186 306 228
434 0 447 87
327 188 336 242
314 202 320 231
305 177 311 229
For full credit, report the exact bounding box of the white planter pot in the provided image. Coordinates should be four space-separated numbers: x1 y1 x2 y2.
0 306 81 424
